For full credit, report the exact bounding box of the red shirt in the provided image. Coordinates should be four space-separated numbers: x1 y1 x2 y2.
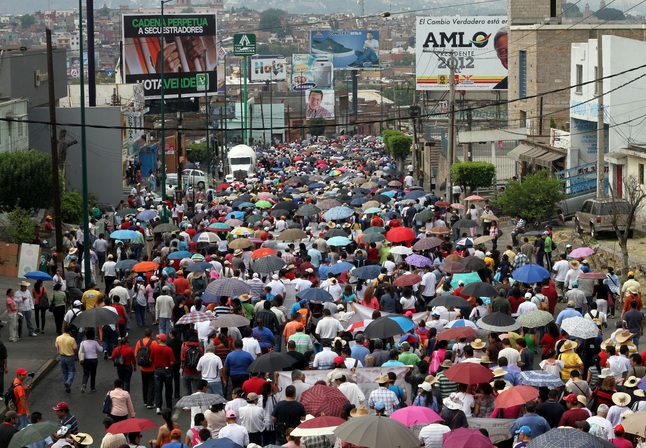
112 344 136 367
242 376 267 396
542 285 558 314
558 408 590 427
175 277 191 295
367 248 380 262
181 342 204 375
610 437 633 448
113 303 127 325
150 344 175 369
508 296 524 313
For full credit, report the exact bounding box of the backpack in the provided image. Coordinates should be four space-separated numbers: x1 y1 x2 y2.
185 345 201 370
136 338 153 367
4 381 18 410
113 347 125 367
68 310 81 336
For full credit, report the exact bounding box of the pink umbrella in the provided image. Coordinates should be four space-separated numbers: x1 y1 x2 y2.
443 427 493 448
569 247 595 258
390 406 442 426
464 195 485 201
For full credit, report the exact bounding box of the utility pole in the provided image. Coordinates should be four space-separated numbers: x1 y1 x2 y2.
445 51 457 202
176 83 183 183
597 34 605 198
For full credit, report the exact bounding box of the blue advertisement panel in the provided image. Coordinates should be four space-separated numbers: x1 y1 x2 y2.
310 30 380 69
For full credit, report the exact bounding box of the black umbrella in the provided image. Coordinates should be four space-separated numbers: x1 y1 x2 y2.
453 219 479 228
248 352 296 373
270 209 287 218
364 316 415 339
296 204 321 217
476 312 521 332
362 233 385 243
274 202 298 212
461 256 487 272
72 308 122 327
253 255 287 274
374 194 391 204
352 265 382 280
326 229 348 238
460 282 499 297
429 295 470 308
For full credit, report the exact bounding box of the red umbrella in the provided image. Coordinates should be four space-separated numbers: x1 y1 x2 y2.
465 195 484 201
578 272 607 280
390 406 442 426
251 247 276 259
291 416 345 436
435 201 451 207
301 384 350 417
436 326 477 342
494 385 539 409
444 363 494 385
216 183 230 191
108 417 157 434
385 227 416 243
393 273 422 287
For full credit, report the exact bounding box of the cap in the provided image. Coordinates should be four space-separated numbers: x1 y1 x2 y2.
515 425 531 436
401 342 410 350
107 254 114 260
615 424 625 433
337 304 345 311
333 372 346 381
334 356 345 366
272 274 279 280
567 300 575 307
405 311 413 317
156 333 167 342
420 382 433 392
16 368 28 375
170 429 182 438
628 271 635 277
226 410 237 419
4 410 17 419
73 300 82 307
524 292 532 299
542 231 549 235
246 392 259 402
374 401 386 412
162 285 170 292
458 280 465 286
53 401 69 411
563 394 578 403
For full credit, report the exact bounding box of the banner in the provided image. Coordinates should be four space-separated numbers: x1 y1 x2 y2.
292 54 335 119
310 30 380 69
122 13 218 99
250 56 287 82
415 16 508 90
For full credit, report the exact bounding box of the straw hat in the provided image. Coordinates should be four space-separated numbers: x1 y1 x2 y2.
615 330 635 344
492 367 506 378
612 392 631 407
624 376 639 388
239 294 251 302
471 339 486 350
350 405 370 417
480 355 492 364
19 280 30 287
70 433 94 446
326 222 336 229
375 374 390 384
569 260 580 269
440 360 453 369
634 389 645 398
600 338 615 351
560 340 578 352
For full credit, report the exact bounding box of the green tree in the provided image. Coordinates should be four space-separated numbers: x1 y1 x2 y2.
20 14 35 29
259 9 290 37
0 150 55 211
308 118 327 137
186 143 209 164
451 162 496 191
495 170 565 227
61 191 83 224
562 2 583 17
5 207 36 244
387 133 412 168
594 7 626 20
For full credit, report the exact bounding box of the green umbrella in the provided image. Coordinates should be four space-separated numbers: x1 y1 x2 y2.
415 209 434 222
117 207 137 217
153 223 179 233
255 200 272 209
364 226 385 234
246 214 263 224
9 421 61 448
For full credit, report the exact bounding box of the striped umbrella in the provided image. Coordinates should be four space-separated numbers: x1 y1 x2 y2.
205 278 251 297
175 311 213 325
253 255 286 274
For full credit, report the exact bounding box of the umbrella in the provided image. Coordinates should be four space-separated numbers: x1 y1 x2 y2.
477 312 521 332
364 226 386 234
208 222 232 232
402 254 431 269
443 427 494 448
439 261 466 274
251 248 277 259
516 310 555 328
317 199 342 210
412 237 443 250
176 311 213 325
364 315 416 339
131 261 161 273
228 238 254 249
334 415 420 448
248 352 296 373
176 393 227 409
451 203 466 210
136 209 158 221
231 227 253 236
456 237 474 246
437 326 477 342
210 313 251 328
494 385 539 409
291 416 345 437
352 265 382 280
253 255 286 274
116 207 136 217
414 209 434 222
364 207 382 214
323 206 354 221
362 232 386 243
273 201 298 212
561 316 599 339
296 204 322 216
184 262 212 273
302 384 350 418
404 190 427 200
428 226 450 235
195 232 220 244
23 271 53 281
461 256 486 271
465 195 485 201
330 261 355 275
474 235 494 244
453 219 479 228
8 421 61 448
115 259 137 270
72 308 121 327
296 288 334 303
390 406 442 426
445 319 479 329
326 228 348 238
480 213 499 221
444 362 494 384
167 251 192 260
205 278 251 297
110 229 140 239
579 272 607 279
619 410 646 436
255 200 272 209
517 370 563 387
393 274 422 287
460 282 499 297
512 264 551 283
527 427 615 448
347 319 373 333
107 417 157 434
224 219 244 227
450 272 482 288
429 295 469 308
385 227 415 243
277 229 307 241
569 247 595 258
246 215 263 225
390 246 413 256
327 236 352 246
153 223 179 233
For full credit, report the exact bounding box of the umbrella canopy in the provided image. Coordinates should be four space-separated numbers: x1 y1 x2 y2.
445 319 479 329
210 313 251 328
136 209 158 221
437 326 477 342
578 271 607 279
224 219 244 227
364 315 416 339
477 312 521 332
619 410 646 436
329 261 355 275
231 227 253 236
444 362 494 384
8 421 62 448
443 427 494 448
429 295 469 308
117 207 137 217
205 278 251 297
326 228 348 238
414 209 434 222
412 237 443 250
248 352 296 373
527 427 615 448
176 393 227 409
512 264 551 284
460 282 499 297
364 226 386 234
277 229 307 241
110 229 141 240
362 232 386 243
107 417 158 434
291 416 345 437
176 311 213 325
228 238 254 249
251 248 277 259
404 254 432 268
517 370 563 387
115 259 137 270
327 236 352 246
569 247 595 258
404 190 427 200
195 232 220 244
253 255 286 274
461 256 486 272
296 288 334 303
23 271 53 281
334 415 420 448
274 201 298 212
323 206 354 221
385 227 415 243
352 265 382 280
428 226 450 235
494 385 539 409
167 251 192 260
453 219 479 228
184 262 212 273
317 199 342 210
439 261 466 274
474 235 495 244
516 310 555 328
296 204 322 217
72 308 121 327
393 273 422 287
390 406 442 426
153 223 179 233
465 195 485 201
255 200 273 209
390 246 413 256
302 385 350 418
561 316 600 339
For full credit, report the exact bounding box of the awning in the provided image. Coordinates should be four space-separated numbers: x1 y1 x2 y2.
507 143 565 168
507 144 533 162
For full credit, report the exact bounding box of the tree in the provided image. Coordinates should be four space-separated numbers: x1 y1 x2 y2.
61 191 83 224
186 143 209 164
385 132 412 169
20 14 35 29
609 175 646 276
562 2 583 17
4 207 37 244
308 118 327 137
594 8 626 20
0 150 56 211
495 170 565 228
259 9 290 37
451 162 496 192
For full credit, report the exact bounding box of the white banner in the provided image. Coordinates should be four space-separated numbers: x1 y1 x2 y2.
18 243 40 278
468 417 515 444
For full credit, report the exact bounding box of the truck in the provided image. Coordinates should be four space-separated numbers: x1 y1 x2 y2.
225 145 257 183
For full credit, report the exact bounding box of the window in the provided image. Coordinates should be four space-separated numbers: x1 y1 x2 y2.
576 65 583 94
519 50 527 99
640 163 645 185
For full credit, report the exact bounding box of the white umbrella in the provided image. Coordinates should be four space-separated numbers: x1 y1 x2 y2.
389 246 413 256
561 316 600 340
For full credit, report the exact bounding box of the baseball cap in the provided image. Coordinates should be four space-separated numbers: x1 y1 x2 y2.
170 429 182 438
374 401 386 412
337 304 345 311
246 392 259 402
563 394 578 403
405 311 413 317
53 402 69 411
524 292 532 299
334 356 345 366
73 300 82 307
615 424 625 433
226 410 237 419
401 342 410 350
515 425 531 436
16 368 28 375
4 410 17 419
156 333 167 342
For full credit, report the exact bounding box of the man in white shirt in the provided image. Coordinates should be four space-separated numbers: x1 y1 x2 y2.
241 328 262 359
517 293 538 316
155 286 175 337
218 410 249 447
196 344 224 396
15 280 37 337
334 372 365 407
314 309 343 344
587 404 614 440
552 253 570 299
420 265 437 303
237 393 264 445
290 370 312 401
266 274 286 297
109 280 131 311
498 338 521 366
419 422 451 448
382 255 396 276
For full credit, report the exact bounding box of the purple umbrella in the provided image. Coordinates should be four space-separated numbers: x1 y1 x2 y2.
405 254 432 268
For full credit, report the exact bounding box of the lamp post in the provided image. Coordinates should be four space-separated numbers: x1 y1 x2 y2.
78 0 91 287
159 0 173 222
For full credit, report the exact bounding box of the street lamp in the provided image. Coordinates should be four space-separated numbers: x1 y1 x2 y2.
160 0 173 222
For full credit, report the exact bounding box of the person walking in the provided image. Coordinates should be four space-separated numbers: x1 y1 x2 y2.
104 378 135 422
55 325 78 394
181 335 204 396
111 337 137 392
32 280 48 334
155 286 174 338
135 328 158 409
6 288 18 342
11 368 32 429
197 344 224 397
79 328 103 393
15 281 37 338
151 333 175 414
51 283 67 335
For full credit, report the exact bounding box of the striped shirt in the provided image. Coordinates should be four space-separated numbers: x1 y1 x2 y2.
367 387 399 415
512 253 530 269
436 372 458 399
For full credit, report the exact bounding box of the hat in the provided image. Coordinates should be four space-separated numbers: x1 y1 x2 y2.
53 401 69 411
471 339 486 350
515 425 531 436
71 433 94 446
401 342 410 350
234 249 243 256
615 424 625 433
627 286 639 295
480 355 491 364
170 429 182 438
272 274 279 280
625 376 639 388
443 393 463 411
419 227 426 232
375 373 390 384
404 311 413 318
634 389 645 398
628 271 635 277
337 304 345 311
567 300 575 307
598 367 612 379
524 292 532 300
582 259 589 264
333 372 347 381
4 410 17 419
239 294 251 302
333 337 347 347
69 248 78 255
73 300 82 307
576 395 588 406
563 394 578 403
156 333 167 342
16 368 28 375
150 275 159 282
374 401 386 412
492 367 506 378
440 360 453 369
252 273 258 278
560 340 578 352
326 222 336 229
458 280 465 286
350 405 370 417
246 392 259 402
569 260 580 269
161 285 170 292
19 280 30 287
575 421 591 431
137 276 144 282
305 268 314 273
46 215 52 220
571 281 578 288
420 382 433 392
286 264 296 270
112 279 120 285
334 356 345 366
612 392 631 407
486 251 492 256
226 410 237 419
615 329 635 343
107 254 114 260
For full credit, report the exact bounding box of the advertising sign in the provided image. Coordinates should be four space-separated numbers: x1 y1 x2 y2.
122 14 218 99
415 16 508 90
292 54 335 119
310 30 380 69
233 33 256 56
250 56 287 82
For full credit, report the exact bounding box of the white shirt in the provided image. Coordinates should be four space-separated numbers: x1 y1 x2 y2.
587 415 614 440
15 289 34 312
607 355 627 382
552 259 570 282
266 279 286 296
382 260 396 275
241 337 261 359
196 352 223 382
498 347 521 366
315 317 343 339
420 272 436 297
102 260 117 277
238 403 265 433
109 286 130 306
218 423 249 447
419 423 451 448
338 381 365 407
455 392 475 417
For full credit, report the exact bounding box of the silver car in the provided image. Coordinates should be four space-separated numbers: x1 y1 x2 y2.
574 198 633 238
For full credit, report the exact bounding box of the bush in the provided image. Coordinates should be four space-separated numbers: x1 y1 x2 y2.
186 143 209 164
451 162 496 191
0 150 55 211
5 207 36 244
61 191 83 224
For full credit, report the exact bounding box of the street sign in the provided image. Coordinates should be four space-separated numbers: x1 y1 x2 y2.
196 73 209 91
233 33 257 56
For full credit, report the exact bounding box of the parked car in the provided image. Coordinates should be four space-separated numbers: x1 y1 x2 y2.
165 169 207 190
554 191 596 220
574 198 634 238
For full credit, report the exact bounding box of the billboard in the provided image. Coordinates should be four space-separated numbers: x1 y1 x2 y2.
291 54 335 119
415 16 508 91
310 30 380 69
122 14 218 99
249 56 287 82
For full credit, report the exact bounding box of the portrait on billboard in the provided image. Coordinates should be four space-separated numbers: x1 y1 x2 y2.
305 89 334 119
310 30 380 69
493 27 508 90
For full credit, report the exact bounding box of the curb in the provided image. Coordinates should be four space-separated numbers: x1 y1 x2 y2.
2 357 59 418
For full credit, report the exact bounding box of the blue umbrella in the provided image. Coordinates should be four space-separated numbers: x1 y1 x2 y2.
226 211 245 219
512 263 551 284
352 265 382 280
329 261 355 275
110 229 140 240
296 288 334 302
322 206 354 221
350 197 367 206
309 182 325 189
196 437 243 448
167 251 193 260
236 202 255 208
387 315 416 333
163 266 177 277
381 190 396 197
327 236 351 247
136 209 158 221
23 271 53 281
184 262 212 272
404 190 427 200
115 259 137 270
